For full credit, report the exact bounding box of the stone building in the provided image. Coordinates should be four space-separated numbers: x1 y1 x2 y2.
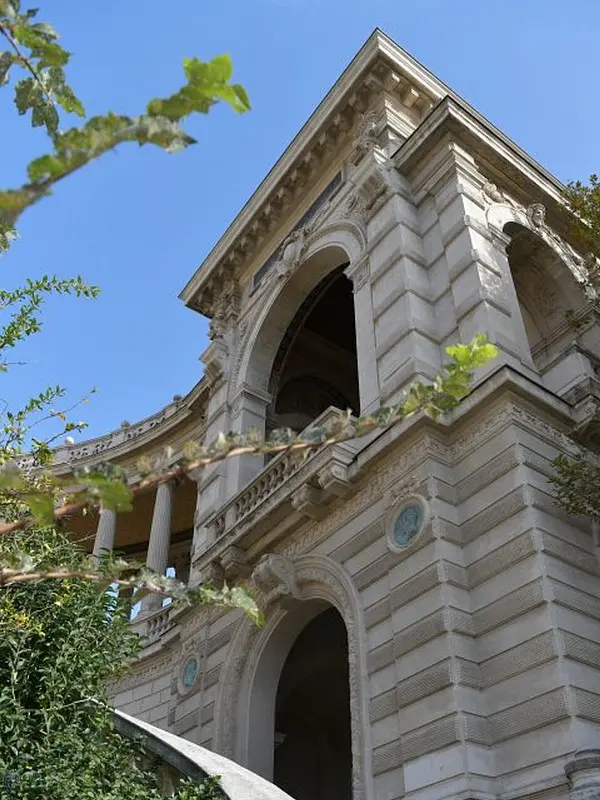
62 29 600 800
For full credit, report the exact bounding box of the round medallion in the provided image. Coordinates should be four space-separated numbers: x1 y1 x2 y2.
393 504 424 548
385 494 428 553
182 657 198 689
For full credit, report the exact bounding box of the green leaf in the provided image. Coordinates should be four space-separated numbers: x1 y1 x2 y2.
23 491 54 524
147 53 250 122
14 76 39 114
13 22 70 67
0 51 14 86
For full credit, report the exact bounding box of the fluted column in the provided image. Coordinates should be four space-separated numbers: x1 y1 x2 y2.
142 480 174 611
92 508 117 561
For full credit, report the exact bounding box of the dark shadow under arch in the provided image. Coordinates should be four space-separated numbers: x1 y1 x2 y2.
266 265 358 436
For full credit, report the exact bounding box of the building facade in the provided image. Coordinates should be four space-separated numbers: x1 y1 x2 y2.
63 30 600 800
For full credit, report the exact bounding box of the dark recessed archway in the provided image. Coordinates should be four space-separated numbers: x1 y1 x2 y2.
505 223 585 361
267 266 359 436
273 608 352 800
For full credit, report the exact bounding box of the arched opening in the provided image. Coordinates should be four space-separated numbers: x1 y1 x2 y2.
273 607 351 800
267 266 359 436
504 223 586 366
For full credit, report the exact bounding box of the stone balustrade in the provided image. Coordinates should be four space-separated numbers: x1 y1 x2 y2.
132 603 175 643
206 407 357 547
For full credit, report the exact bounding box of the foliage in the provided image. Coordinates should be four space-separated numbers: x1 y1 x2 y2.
0 0 249 474
0 334 498 535
565 173 600 258
550 175 600 525
0 2 249 243
551 452 600 522
0 527 223 799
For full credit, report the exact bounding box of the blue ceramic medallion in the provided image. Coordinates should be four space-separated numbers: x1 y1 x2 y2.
393 503 424 548
182 658 198 689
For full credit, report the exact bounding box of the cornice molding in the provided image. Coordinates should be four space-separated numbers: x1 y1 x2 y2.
178 30 441 317
27 379 210 477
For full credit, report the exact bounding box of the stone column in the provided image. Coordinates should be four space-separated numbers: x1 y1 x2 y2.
142 480 174 612
92 508 117 561
566 750 600 800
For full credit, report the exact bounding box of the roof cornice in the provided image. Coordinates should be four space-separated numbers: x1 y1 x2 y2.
179 29 441 313
179 29 569 316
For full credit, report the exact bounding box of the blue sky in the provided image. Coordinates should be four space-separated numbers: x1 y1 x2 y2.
3 0 599 442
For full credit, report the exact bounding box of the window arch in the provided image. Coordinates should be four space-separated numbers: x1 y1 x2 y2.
504 222 586 367
266 266 359 437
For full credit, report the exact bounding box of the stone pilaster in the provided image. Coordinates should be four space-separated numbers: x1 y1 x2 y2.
426 141 535 376
345 256 380 413
92 507 117 561
226 383 271 496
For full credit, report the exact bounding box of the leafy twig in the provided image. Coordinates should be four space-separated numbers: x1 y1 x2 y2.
0 19 55 108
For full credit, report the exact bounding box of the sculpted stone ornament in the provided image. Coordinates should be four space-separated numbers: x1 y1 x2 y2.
582 251 600 289
275 227 308 282
527 202 546 228
350 109 382 165
251 553 301 603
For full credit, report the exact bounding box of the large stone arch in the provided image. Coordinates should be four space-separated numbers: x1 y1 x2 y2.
486 201 588 285
213 553 373 800
233 219 368 399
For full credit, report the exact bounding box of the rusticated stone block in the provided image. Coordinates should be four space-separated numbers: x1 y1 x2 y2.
397 658 453 708
474 579 545 634
390 563 441 610
461 486 527 545
466 530 536 588
370 688 399 722
368 640 394 674
562 631 600 669
480 630 557 687
489 687 569 742
456 445 519 503
402 714 459 762
393 610 446 659
372 740 403 776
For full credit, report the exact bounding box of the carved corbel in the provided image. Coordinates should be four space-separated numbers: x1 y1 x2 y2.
349 146 399 215
198 560 225 589
201 338 229 390
251 553 300 605
349 109 383 166
220 545 251 580
290 483 326 520
317 461 352 499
